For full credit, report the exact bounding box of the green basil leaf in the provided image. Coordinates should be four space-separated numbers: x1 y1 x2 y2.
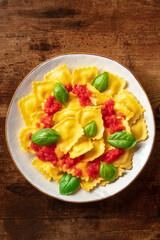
99 163 117 182
59 174 80 195
92 72 109 92
107 130 137 149
54 82 69 105
31 128 60 146
84 120 98 138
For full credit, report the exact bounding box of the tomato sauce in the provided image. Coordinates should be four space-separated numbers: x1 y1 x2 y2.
72 85 93 106
101 99 125 134
40 115 52 128
86 148 125 178
61 153 81 169
86 158 101 178
74 167 82 177
30 142 42 152
44 96 62 116
35 122 41 128
28 132 32 140
36 145 58 167
65 84 73 92
103 148 125 163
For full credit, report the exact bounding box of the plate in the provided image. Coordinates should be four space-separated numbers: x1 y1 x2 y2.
5 54 155 202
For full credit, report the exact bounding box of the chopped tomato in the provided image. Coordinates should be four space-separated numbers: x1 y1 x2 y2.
74 167 82 177
61 153 83 169
86 158 101 178
44 96 62 116
30 142 42 152
101 99 115 117
40 115 52 128
28 132 32 140
35 122 41 128
65 84 73 92
72 85 93 106
37 145 58 167
103 148 125 164
101 99 125 134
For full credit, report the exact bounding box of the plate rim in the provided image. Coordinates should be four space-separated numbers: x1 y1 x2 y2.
5 53 156 203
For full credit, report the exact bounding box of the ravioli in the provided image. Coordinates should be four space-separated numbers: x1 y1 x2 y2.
113 148 134 169
82 139 105 162
114 90 145 125
72 66 98 85
76 106 104 140
53 107 80 125
103 73 126 96
87 83 110 105
19 127 36 153
32 80 57 104
18 94 41 126
30 111 46 129
32 158 63 182
53 117 84 154
44 64 72 85
130 117 148 142
18 64 148 194
69 136 93 158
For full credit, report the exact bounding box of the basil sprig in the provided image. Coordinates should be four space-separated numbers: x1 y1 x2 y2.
31 128 60 146
54 82 69 105
92 72 109 92
107 130 137 149
59 174 80 195
84 120 98 138
99 163 117 182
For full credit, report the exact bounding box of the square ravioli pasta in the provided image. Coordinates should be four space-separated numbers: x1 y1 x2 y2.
19 64 148 195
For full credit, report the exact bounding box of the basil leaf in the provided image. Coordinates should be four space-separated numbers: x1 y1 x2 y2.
99 163 117 182
92 72 109 92
59 174 80 195
31 128 60 146
54 82 69 106
107 130 137 149
84 120 98 138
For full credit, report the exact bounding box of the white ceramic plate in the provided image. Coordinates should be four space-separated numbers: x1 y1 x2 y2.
6 54 155 202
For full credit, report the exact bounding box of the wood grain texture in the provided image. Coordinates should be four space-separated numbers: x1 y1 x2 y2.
0 0 160 239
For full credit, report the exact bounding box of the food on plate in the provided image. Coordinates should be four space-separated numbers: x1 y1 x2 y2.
18 64 148 195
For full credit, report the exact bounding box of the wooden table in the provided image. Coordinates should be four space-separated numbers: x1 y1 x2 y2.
1 1 160 239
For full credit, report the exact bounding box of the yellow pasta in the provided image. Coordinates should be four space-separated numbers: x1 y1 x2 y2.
32 158 63 182
130 117 148 142
76 106 104 140
53 107 80 125
87 83 110 105
72 66 98 85
19 127 36 153
103 73 126 97
81 178 102 191
82 139 105 162
30 111 46 129
32 80 57 104
18 94 41 126
113 148 134 170
44 64 72 85
114 102 134 121
114 90 145 125
53 117 84 154
69 136 93 158
67 92 81 108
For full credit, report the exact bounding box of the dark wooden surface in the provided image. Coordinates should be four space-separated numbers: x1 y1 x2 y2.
0 0 160 239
